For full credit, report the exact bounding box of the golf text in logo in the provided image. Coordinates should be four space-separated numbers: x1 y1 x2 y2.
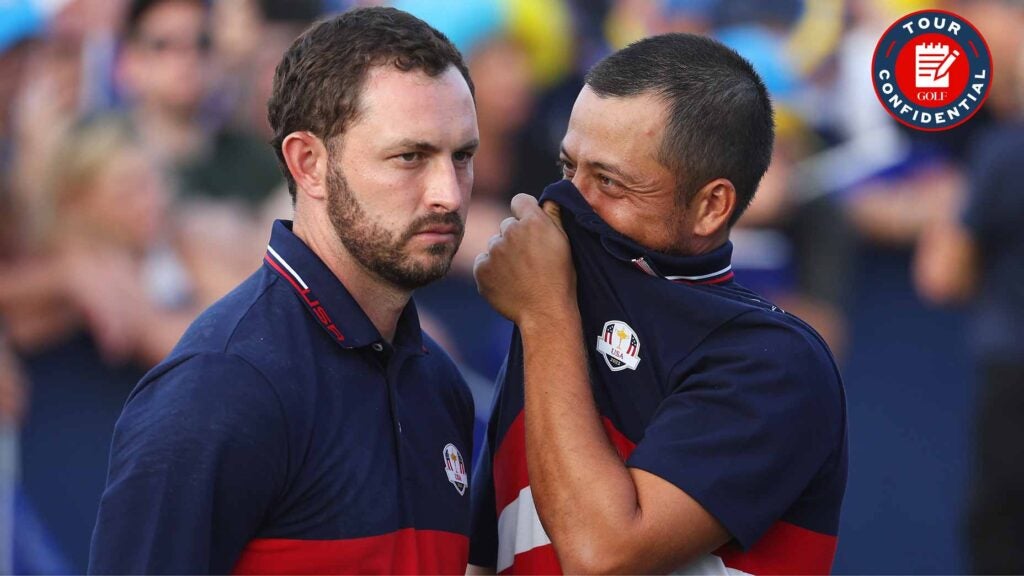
872 10 992 131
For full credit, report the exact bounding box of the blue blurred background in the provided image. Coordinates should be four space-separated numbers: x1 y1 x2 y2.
1 0 1022 572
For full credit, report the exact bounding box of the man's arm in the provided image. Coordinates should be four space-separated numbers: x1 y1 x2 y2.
520 305 730 572
89 353 288 574
474 195 729 573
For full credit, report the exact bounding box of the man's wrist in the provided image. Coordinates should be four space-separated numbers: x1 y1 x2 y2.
519 300 581 336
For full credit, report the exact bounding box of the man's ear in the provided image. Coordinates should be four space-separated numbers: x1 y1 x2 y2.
691 178 737 238
281 131 330 201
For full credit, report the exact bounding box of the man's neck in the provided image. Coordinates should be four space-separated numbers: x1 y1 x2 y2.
292 216 410 344
674 230 729 258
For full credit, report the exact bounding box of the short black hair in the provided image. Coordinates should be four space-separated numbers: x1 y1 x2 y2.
267 7 474 199
585 33 774 225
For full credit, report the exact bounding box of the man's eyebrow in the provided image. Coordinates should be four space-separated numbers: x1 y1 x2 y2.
390 140 442 153
389 139 480 153
559 143 637 184
458 138 480 151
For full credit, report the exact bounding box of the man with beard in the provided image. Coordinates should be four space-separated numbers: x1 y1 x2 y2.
89 8 479 574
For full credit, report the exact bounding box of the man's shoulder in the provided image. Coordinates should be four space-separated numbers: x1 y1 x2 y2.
683 286 843 399
116 350 286 454
169 267 304 363
136 267 313 400
640 280 813 362
723 302 838 372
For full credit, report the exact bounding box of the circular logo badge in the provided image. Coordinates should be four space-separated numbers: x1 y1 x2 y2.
872 10 992 131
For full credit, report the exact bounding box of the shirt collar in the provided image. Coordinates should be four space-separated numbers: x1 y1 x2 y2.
263 220 425 352
539 180 735 285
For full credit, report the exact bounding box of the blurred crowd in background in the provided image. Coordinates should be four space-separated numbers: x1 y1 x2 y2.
0 0 1022 572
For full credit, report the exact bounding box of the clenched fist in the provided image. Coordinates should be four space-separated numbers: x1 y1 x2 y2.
473 194 577 326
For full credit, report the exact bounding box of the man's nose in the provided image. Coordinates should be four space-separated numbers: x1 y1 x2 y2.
570 172 593 201
424 160 463 212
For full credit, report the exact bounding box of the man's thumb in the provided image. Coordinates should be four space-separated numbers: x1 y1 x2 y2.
541 201 563 230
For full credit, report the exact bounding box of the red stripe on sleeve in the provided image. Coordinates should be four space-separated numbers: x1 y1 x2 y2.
233 529 468 575
493 414 638 516
493 412 529 515
715 521 837 575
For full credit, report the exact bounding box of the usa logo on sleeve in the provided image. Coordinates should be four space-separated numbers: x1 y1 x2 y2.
442 443 467 495
596 320 641 371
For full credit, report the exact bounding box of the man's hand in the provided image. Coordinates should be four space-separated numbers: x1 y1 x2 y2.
473 194 575 326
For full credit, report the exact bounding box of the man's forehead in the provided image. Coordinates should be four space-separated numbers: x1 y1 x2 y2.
362 64 472 99
572 87 666 125
564 87 666 160
352 66 478 146
363 67 472 108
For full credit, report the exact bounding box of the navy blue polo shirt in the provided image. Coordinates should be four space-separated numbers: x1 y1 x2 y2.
469 181 847 575
89 220 475 574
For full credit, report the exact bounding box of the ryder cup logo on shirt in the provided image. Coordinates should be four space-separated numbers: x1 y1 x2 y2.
872 10 992 131
596 320 641 372
442 443 467 495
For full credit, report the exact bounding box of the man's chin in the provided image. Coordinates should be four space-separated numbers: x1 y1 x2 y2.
413 254 455 280
406 236 458 258
381 255 455 290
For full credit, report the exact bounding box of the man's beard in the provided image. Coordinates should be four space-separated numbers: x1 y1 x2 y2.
326 164 464 291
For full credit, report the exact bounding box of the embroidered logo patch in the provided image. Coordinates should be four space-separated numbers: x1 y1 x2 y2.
596 320 641 371
443 443 467 495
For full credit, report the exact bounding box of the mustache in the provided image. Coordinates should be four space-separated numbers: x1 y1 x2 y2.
402 211 465 242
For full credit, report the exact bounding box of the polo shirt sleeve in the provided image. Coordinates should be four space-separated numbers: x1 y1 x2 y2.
468 352 516 565
625 316 842 549
468 358 509 569
468 436 499 568
88 352 289 575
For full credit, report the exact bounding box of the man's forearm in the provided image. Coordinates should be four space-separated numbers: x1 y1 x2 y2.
519 306 642 573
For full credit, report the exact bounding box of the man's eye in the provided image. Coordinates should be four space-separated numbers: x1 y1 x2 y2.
399 152 420 162
598 174 614 187
453 151 474 163
557 159 574 175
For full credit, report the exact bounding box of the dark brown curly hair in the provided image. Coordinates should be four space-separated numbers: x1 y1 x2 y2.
267 7 474 199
